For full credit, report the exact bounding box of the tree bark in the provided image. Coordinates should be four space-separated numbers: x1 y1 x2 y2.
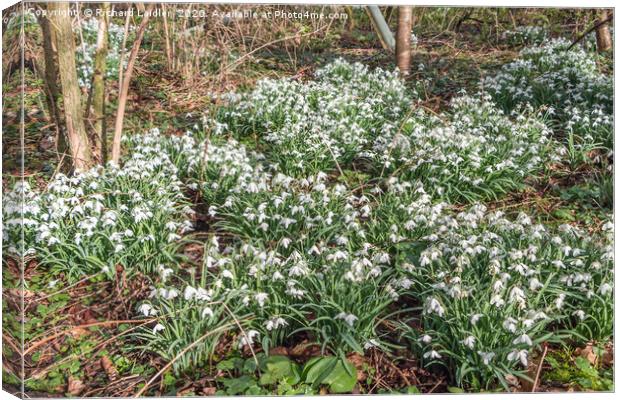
111 4 154 164
396 6 414 76
48 2 93 171
595 9 612 52
38 11 67 155
88 2 109 164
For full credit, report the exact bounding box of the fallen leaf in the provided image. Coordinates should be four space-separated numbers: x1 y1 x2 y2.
202 387 217 396
67 376 85 396
268 346 289 356
101 355 119 381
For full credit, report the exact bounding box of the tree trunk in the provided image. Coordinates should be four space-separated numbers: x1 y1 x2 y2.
111 3 154 164
89 2 109 164
396 6 414 75
38 11 67 156
595 9 612 52
48 2 93 171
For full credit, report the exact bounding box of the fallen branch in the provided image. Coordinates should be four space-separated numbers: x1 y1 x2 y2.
531 344 548 392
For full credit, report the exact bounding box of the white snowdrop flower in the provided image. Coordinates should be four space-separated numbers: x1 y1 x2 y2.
573 310 586 321
139 303 156 316
221 269 234 279
364 339 380 350
425 297 445 317
477 351 496 366
529 278 543 291
420 334 432 344
509 286 526 309
255 292 268 307
202 307 214 318
492 280 504 292
335 312 358 327
503 318 518 333
490 294 505 308
470 314 483 325
423 350 442 359
184 286 198 301
513 334 533 346
462 336 476 349
265 317 288 331
280 237 292 249
152 323 165 334
239 330 259 348
48 279 59 289
507 349 529 367
555 293 566 310
599 283 612 296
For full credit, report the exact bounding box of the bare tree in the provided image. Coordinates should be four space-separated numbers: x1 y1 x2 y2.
396 6 414 75
111 4 154 164
595 9 612 52
87 2 110 163
48 2 93 170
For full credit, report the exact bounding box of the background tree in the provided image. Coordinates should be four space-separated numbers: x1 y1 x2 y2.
595 9 612 52
48 2 93 170
396 6 414 75
111 3 155 164
87 2 110 163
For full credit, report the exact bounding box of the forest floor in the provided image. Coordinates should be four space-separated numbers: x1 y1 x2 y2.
2 20 614 397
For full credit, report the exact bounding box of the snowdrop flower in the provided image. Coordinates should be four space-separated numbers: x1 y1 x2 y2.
573 310 586 320
462 336 476 349
423 350 442 359
335 312 358 327
513 334 533 346
477 351 495 365
152 323 165 334
239 330 259 348
419 334 432 344
139 303 156 316
470 314 483 325
425 297 445 317
490 294 505 308
255 292 268 307
599 283 612 296
507 349 529 367
202 307 214 318
503 318 518 333
265 317 288 331
221 269 234 279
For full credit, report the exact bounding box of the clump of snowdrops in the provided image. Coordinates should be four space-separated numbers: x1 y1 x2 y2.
216 58 413 176
372 93 556 203
399 205 614 390
501 26 548 46
483 38 613 156
3 129 193 279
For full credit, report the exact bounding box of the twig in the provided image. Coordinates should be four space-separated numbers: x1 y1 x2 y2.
531 344 548 392
23 319 156 355
224 25 328 73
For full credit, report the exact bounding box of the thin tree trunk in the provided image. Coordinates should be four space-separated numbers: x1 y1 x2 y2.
48 2 93 171
396 6 413 76
162 4 173 71
111 3 154 164
89 2 109 164
595 9 612 52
